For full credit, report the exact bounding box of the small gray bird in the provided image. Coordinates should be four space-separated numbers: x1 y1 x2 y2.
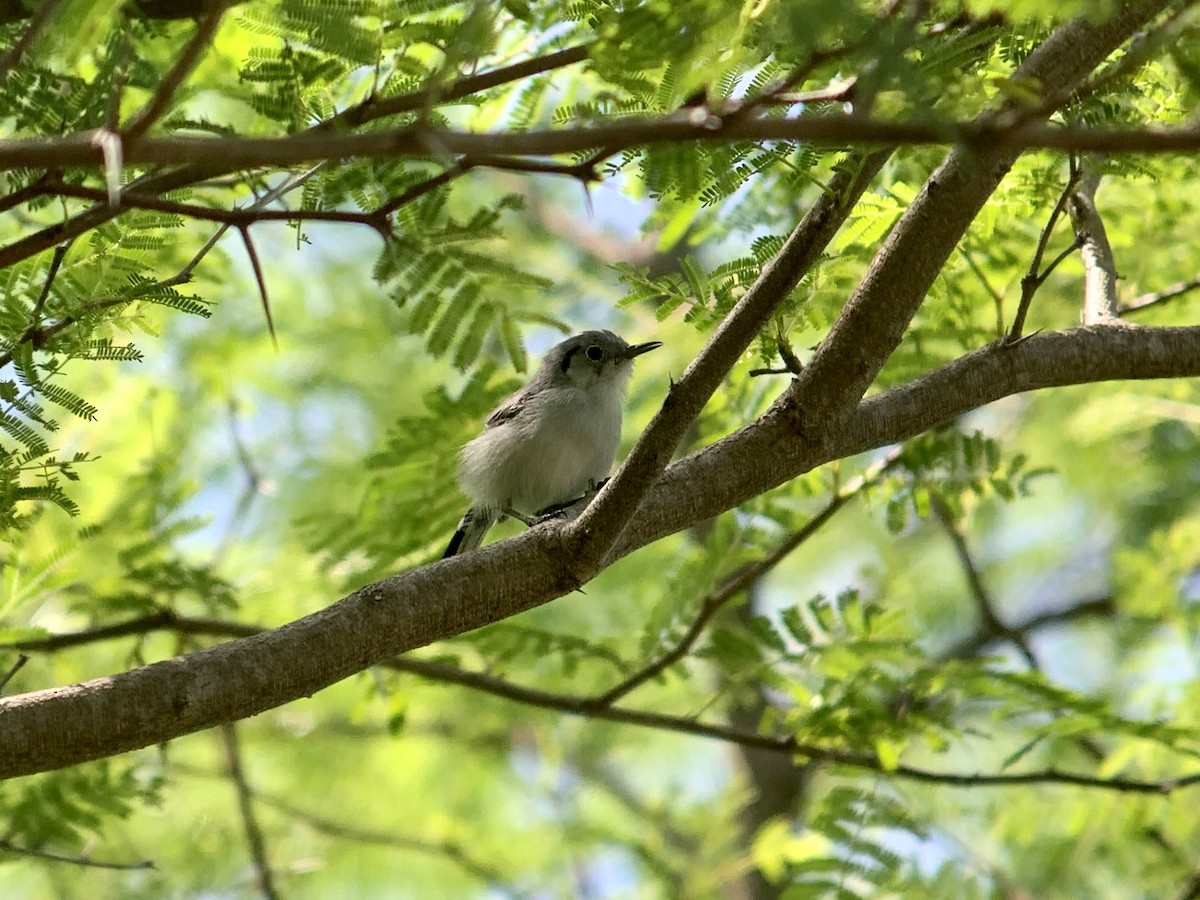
443 330 661 557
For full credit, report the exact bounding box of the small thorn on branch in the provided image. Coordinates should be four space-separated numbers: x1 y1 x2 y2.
237 225 278 352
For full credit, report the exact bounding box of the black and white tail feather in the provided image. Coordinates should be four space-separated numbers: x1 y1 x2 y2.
443 506 498 558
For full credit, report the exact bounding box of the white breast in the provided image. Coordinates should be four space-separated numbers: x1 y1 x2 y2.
458 380 625 515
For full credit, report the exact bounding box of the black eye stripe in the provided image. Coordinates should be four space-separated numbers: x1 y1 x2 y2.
560 345 580 372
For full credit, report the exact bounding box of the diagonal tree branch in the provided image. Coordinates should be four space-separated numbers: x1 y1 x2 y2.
2 322 1200 778
122 0 229 142
566 148 893 580
1009 154 1083 341
930 493 1039 669
0 0 65 80
783 0 1170 430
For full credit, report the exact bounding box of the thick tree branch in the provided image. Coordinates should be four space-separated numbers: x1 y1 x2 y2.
2 322 1200 777
567 148 891 580
1 116 1199 176
785 0 1168 427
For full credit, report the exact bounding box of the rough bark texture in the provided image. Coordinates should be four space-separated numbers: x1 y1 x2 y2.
0 1 1182 779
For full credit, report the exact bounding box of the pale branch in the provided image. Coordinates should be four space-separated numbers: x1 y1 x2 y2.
786 1 1167 429
1070 171 1123 325
2 115 1200 177
590 447 904 708
2 324 1200 779
122 0 229 142
929 493 1038 669
220 723 279 900
1120 276 1200 314
1009 155 1083 341
0 838 154 871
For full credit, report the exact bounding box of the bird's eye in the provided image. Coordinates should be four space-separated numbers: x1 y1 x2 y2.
585 345 604 362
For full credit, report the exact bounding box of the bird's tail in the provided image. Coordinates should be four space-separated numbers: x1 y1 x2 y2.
442 506 498 558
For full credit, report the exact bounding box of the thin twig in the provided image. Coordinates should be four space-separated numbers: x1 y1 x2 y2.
1120 276 1200 315
960 246 1006 339
123 1 230 142
930 493 1038 669
392 656 1200 795
0 653 28 692
590 447 904 707
0 838 154 871
333 44 591 129
1007 154 1083 341
0 0 66 81
220 723 279 900
944 596 1115 659
254 792 517 890
41 180 391 234
30 241 71 320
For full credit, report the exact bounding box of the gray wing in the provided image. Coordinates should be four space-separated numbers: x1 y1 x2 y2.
485 387 536 428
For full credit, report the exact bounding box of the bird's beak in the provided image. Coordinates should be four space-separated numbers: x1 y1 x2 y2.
622 341 662 360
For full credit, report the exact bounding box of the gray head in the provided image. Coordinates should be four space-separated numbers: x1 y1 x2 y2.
543 330 662 390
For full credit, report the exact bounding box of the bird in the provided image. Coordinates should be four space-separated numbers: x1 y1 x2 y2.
443 330 662 557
